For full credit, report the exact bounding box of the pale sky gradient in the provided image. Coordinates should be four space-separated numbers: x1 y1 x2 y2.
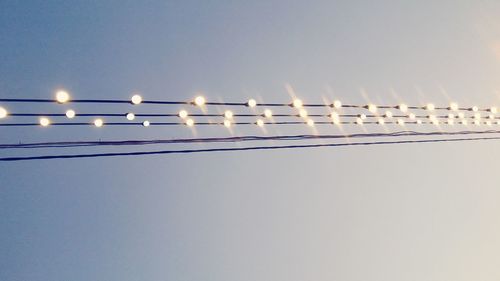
2 1 500 280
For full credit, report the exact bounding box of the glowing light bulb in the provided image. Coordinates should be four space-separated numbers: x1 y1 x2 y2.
307 119 315 126
377 118 385 125
428 114 436 120
471 106 479 112
486 120 492 126
432 119 439 125
223 119 231 127
461 119 468 125
65 109 75 119
194 96 206 106
126 113 135 120
447 119 454 125
425 103 435 111
298 109 308 118
449 102 459 111
178 110 188 118
256 119 264 127
331 112 340 125
292 99 303 108
356 117 363 125
94 119 103 127
385 111 393 118
408 113 416 120
458 112 465 119
489 114 495 120
398 103 408 112
55 90 70 103
490 106 497 114
186 118 194 127
39 117 50 127
474 120 480 126
359 114 367 120
224 110 234 119
448 113 455 119
397 119 405 126
143 120 150 127
332 100 342 109
247 99 257 107
0 107 8 119
367 104 377 113
497 120 500 125
474 113 481 119
131 94 142 105
263 109 272 118
416 119 422 125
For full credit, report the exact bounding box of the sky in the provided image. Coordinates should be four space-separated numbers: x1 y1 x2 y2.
2 1 500 280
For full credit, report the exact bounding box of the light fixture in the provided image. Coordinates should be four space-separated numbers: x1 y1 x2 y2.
449 102 459 111
331 112 340 125
186 118 194 127
39 117 50 127
131 94 142 105
194 96 205 106
458 112 465 119
247 99 257 107
94 119 103 127
256 119 264 127
223 119 231 127
447 119 454 125
425 103 435 111
447 113 455 119
298 109 308 118
408 113 416 120
377 118 385 125
384 111 393 118
367 104 377 113
224 110 234 119
359 114 367 120
490 106 497 114
471 106 479 112
178 110 188 118
461 119 468 125
143 121 150 127
292 99 303 108
356 117 363 125
397 119 405 126
126 113 135 120
398 103 408 112
416 119 422 125
307 119 315 126
55 90 70 103
65 109 76 119
332 100 342 109
0 107 8 119
263 109 272 118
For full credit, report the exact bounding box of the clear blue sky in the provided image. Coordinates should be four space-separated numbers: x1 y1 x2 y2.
2 1 500 280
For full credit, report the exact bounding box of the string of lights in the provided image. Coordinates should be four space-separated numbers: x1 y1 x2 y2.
1 135 499 162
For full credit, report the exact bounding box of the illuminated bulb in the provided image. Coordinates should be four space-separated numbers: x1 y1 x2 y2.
408 113 416 120
397 119 405 126
471 106 479 112
331 112 340 125
298 109 308 118
474 113 481 119
425 103 435 111
474 120 480 126
449 102 459 111
256 119 264 127
178 110 188 118
131 94 142 105
126 113 135 121
223 119 231 127
94 119 103 127
416 119 422 125
307 119 315 127
65 109 76 119
224 110 234 119
461 119 468 125
486 120 492 126
143 120 150 127
490 106 497 114
447 119 454 125
432 119 439 125
263 109 273 118
292 99 303 108
428 114 436 120
497 120 500 125
489 114 495 120
448 113 455 119
332 100 342 109
359 114 367 120
55 90 70 103
367 104 377 113
39 117 50 127
458 112 465 119
377 118 385 125
356 118 363 125
0 107 8 119
398 103 408 112
385 111 393 118
247 99 257 107
186 118 194 127
194 96 206 106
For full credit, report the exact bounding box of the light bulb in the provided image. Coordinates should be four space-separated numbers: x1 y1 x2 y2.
489 114 495 120
474 113 481 119
299 109 308 118
474 120 480 126
458 112 465 119
356 117 363 125
55 90 70 103
449 102 459 111
143 120 150 127
486 120 492 126
178 110 188 118
263 109 272 118
408 113 416 120
377 118 385 125
292 99 303 108
432 119 439 125
126 113 135 120
186 118 194 127
385 111 393 118
0 107 8 119
94 119 103 127
332 100 342 109
223 119 231 127
398 103 408 112
256 119 264 127
194 96 205 106
331 112 340 125
416 119 422 125
447 119 454 125
131 94 142 105
426 103 435 111
367 104 377 113
461 119 468 125
428 114 436 120
224 110 234 119
471 106 479 112
490 106 497 114
448 113 455 119
359 114 367 120
65 109 76 119
397 119 405 126
307 119 315 126
39 117 50 127
247 99 257 107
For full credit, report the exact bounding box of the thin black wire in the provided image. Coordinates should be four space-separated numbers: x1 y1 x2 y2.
1 136 499 161
2 130 499 149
